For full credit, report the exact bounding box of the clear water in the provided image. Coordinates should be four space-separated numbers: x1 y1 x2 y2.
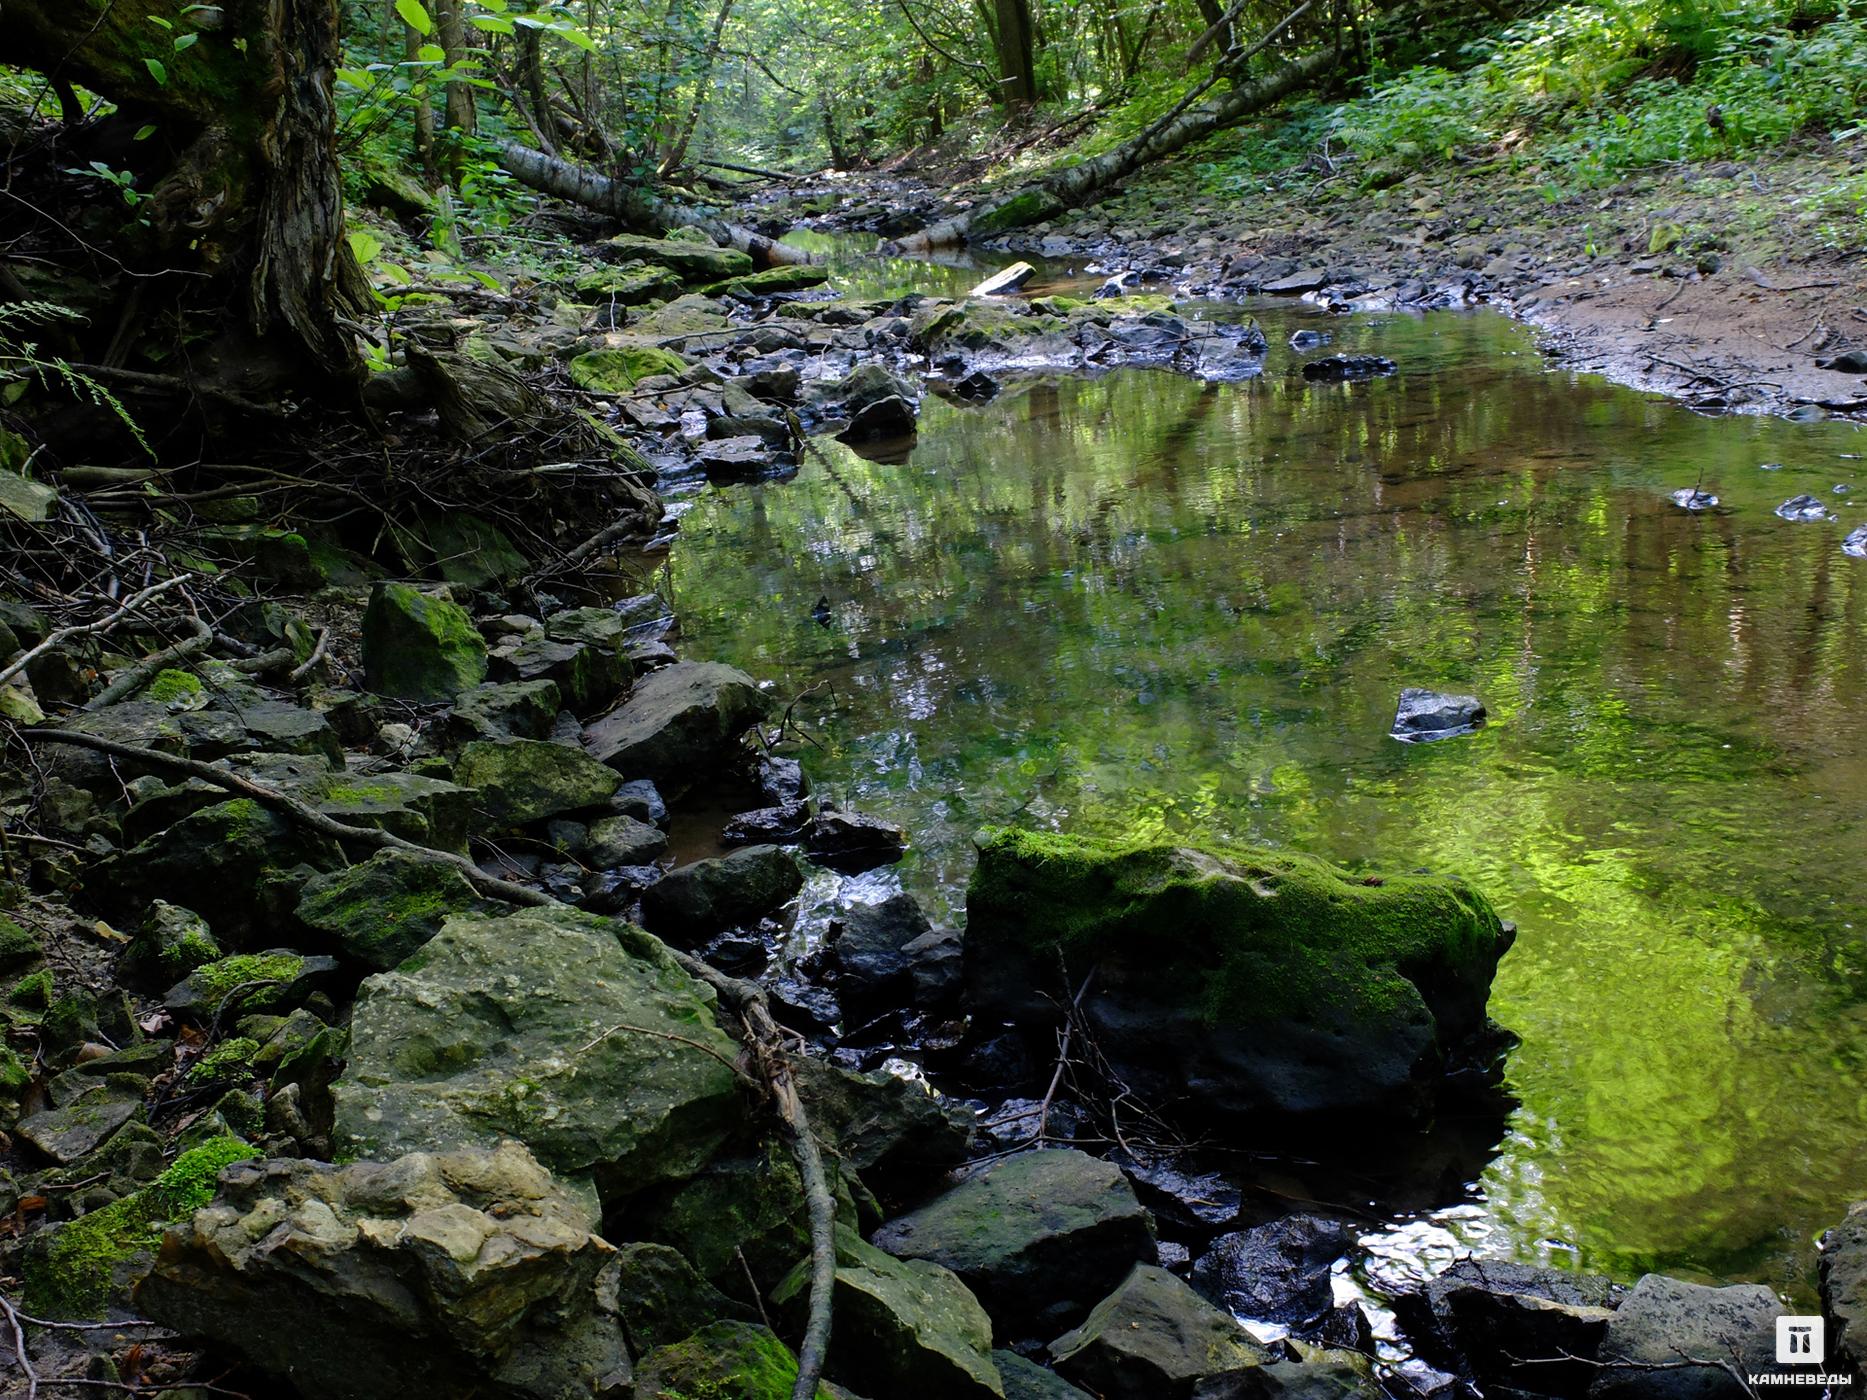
668 282 1867 1297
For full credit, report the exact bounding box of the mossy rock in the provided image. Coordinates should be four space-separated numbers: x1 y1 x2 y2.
573 262 682 304
0 913 42 975
422 512 528 590
635 1321 837 1400
706 264 832 298
614 1243 756 1355
164 950 336 1019
121 902 221 987
23 1135 259 1318
569 346 691 394
361 581 487 703
186 1037 261 1087
604 234 753 282
296 849 488 972
143 669 205 706
965 828 1514 1124
453 737 622 827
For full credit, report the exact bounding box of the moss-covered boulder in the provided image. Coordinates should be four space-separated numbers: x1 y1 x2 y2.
574 262 682 303
707 264 832 297
614 1243 756 1354
493 634 629 715
604 233 753 282
583 660 773 780
296 768 473 850
635 1321 835 1400
793 1057 972 1204
121 902 221 986
774 1226 1004 1399
871 1148 1155 1334
16 1077 144 1165
568 346 690 394
640 845 804 941
334 906 741 1204
296 849 489 971
453 737 622 826
22 1135 256 1318
965 828 1514 1125
422 511 528 590
164 950 339 1019
361 582 487 703
1047 1264 1271 1399
446 678 561 744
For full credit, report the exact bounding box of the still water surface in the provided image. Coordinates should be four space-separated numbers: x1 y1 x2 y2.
669 276 1867 1296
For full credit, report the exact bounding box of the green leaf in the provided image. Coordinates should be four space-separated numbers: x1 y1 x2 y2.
132 124 158 141
470 15 515 32
396 0 434 35
335 67 375 88
417 42 447 62
147 15 174 29
377 261 413 285
478 0 510 10
348 229 384 266
554 23 598 51
144 57 168 85
173 32 198 50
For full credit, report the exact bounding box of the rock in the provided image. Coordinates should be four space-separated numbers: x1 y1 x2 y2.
120 901 221 986
583 661 773 779
164 950 340 1018
1108 1151 1240 1231
613 778 669 823
831 891 963 1009
334 906 740 1202
1589 1273 1778 1399
447 679 562 744
723 801 813 845
614 1243 755 1354
585 812 669 867
1190 1215 1353 1326
139 1141 630 1400
965 828 1514 1126
1776 493 1833 522
1671 487 1719 510
640 845 804 940
1817 349 1867 373
1848 525 1867 558
361 582 487 702
843 394 918 442
1289 329 1333 350
17 1079 143 1164
495 635 629 715
632 1133 834 1287
295 849 488 971
1393 1257 1617 1396
709 264 834 298
569 346 690 393
871 1148 1155 1333
603 232 753 282
1822 1201 1867 1377
971 263 1037 297
1300 355 1396 382
1190 1346 1386 1397
1391 688 1486 742
806 807 908 872
1261 268 1329 294
23 1135 255 1318
1049 1264 1270 1399
636 1321 836 1399
774 1226 1004 1399
424 511 527 589
697 434 784 482
454 737 622 826
953 369 1002 400
997 1350 1092 1399
793 1057 972 1199
297 768 473 849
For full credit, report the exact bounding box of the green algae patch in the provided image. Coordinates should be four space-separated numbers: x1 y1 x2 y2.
186 1037 261 1086
24 1135 257 1318
144 669 204 705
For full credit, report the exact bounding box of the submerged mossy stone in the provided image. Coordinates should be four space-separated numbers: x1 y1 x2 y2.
635 1321 834 1400
774 1226 1004 1399
139 1141 630 1400
296 849 488 972
361 581 487 702
334 906 740 1203
583 660 773 780
965 828 1514 1125
22 1134 256 1319
1048 1264 1271 1399
569 346 690 394
585 813 668 868
454 737 623 826
604 233 753 282
640 845 804 941
871 1148 1155 1334
614 1243 756 1354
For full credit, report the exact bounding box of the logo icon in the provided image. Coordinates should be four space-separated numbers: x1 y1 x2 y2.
1776 1315 1824 1365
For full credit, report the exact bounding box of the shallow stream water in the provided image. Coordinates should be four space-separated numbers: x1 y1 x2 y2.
668 247 1867 1300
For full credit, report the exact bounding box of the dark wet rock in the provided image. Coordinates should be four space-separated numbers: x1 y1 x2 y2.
998 1349 1092 1398
1189 1215 1352 1325
295 849 488 972
1108 1151 1242 1231
57 697 343 791
794 1057 972 1199
831 890 963 1009
1049 1264 1270 1399
773 1225 1003 1399
120 901 221 987
1301 354 1397 382
1189 1347 1385 1398
1817 349 1867 373
1821 1200 1867 1377
953 369 1002 401
446 679 562 744
1589 1274 1777 1399
1318 1301 1376 1354
1261 268 1329 294
454 737 622 826
585 812 668 867
843 393 918 442
698 434 783 485
493 635 629 715
334 905 740 1201
632 1133 835 1286
1393 1257 1617 1397
872 1147 1156 1334
1671 487 1719 510
583 660 773 779
577 865 663 915
1289 329 1333 350
1775 493 1832 522
1391 687 1486 742
978 1096 1090 1152
635 1321 828 1400
297 768 473 850
613 1243 755 1354
806 807 908 872
361 581 487 702
139 1142 630 1400
723 800 813 845
640 845 804 940
966 829 1514 1127
612 777 669 824
1843 524 1867 558
164 950 340 1018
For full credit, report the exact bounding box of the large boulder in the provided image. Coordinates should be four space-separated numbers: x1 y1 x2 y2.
793 1057 973 1203
1048 1264 1271 1399
830 889 962 1011
872 1148 1155 1334
582 661 772 780
138 1141 631 1400
1589 1274 1778 1400
634 1321 834 1400
1189 1215 1355 1327
295 849 490 972
640 845 804 940
774 1226 1005 1399
453 737 622 826
965 828 1514 1125
1823 1201 1867 1379
362 582 487 702
334 906 741 1203
612 1243 755 1354
602 233 753 282
1392 1257 1618 1395
447 679 561 744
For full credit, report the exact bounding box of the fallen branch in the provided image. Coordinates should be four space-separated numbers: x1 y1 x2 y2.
0 576 194 691
83 617 213 710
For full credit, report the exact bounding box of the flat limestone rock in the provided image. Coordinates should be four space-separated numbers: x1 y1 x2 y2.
583 661 773 779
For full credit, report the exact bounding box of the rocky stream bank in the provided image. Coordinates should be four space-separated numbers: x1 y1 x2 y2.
0 208 1862 1400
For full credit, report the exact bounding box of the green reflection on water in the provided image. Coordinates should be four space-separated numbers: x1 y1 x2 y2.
669 306 1867 1295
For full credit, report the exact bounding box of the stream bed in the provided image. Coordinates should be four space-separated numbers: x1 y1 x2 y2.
667 274 1867 1299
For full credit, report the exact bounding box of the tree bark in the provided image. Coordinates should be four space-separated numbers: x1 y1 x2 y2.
886 42 1340 251
489 138 819 266
406 17 443 184
992 0 1042 104
435 0 479 136
659 0 740 175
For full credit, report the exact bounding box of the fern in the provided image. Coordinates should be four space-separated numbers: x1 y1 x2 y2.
0 301 151 457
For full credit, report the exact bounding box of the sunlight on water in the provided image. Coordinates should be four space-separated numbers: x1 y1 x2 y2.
670 300 1867 1296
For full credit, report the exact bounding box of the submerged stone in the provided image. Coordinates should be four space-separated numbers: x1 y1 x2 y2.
1300 354 1396 382
1775 493 1832 522
1391 688 1485 742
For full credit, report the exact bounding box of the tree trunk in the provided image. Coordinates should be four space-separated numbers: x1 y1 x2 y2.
887 43 1340 252
435 0 479 136
659 0 739 175
0 0 368 398
514 22 557 155
489 138 819 267
992 0 1042 105
406 18 443 184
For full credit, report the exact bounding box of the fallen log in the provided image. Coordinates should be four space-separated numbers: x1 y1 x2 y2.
490 138 817 268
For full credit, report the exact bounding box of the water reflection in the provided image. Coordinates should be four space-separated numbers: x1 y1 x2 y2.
670 304 1867 1297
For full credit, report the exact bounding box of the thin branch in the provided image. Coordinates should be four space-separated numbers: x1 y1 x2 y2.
0 576 194 691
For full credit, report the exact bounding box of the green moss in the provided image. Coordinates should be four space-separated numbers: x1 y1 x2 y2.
969 188 1066 237
144 669 204 704
638 1322 833 1400
186 1037 261 1086
188 953 306 1011
8 966 52 1008
23 1135 256 1318
0 914 40 972
569 347 690 394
